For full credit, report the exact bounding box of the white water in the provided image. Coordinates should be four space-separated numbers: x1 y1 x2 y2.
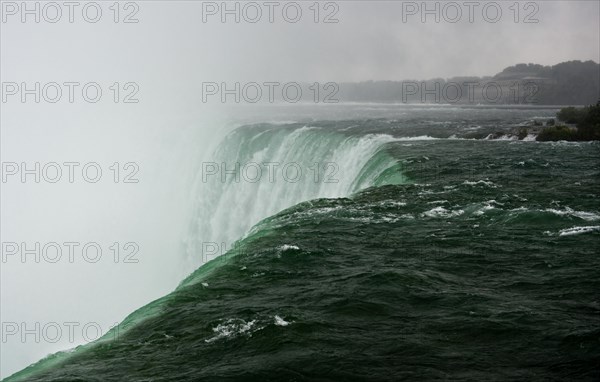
184 125 402 270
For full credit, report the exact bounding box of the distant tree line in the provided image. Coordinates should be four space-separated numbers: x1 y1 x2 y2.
336 60 599 106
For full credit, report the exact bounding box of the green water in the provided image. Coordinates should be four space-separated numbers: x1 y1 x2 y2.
6 108 600 381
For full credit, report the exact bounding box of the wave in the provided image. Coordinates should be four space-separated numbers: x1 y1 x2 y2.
559 226 600 237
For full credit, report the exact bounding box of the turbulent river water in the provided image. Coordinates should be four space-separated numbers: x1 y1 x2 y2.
6 106 600 381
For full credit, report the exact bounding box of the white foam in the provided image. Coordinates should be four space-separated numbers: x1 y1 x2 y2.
395 135 440 141
277 244 300 251
559 226 600 237
377 200 407 208
276 244 300 257
545 208 600 222
474 204 495 216
205 319 262 343
463 180 497 188
485 134 517 141
473 199 504 215
422 207 464 218
274 315 291 327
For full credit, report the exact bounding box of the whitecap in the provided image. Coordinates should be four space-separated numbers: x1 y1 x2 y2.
205 319 262 343
463 180 497 188
545 208 600 222
559 226 600 237
274 315 291 327
277 244 300 251
422 207 464 218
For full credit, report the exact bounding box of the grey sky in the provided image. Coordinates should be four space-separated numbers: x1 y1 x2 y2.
2 1 599 85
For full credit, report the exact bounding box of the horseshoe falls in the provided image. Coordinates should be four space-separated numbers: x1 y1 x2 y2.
184 125 404 270
4 106 600 381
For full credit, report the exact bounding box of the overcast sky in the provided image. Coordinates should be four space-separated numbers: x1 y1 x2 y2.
2 0 599 85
